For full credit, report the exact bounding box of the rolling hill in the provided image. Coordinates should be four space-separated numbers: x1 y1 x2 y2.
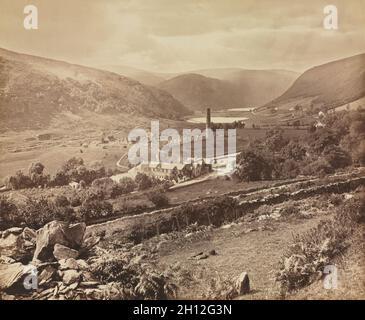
158 70 298 111
158 73 244 111
263 53 365 111
99 65 171 86
0 48 190 131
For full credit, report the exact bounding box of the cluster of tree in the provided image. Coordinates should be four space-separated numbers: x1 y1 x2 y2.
147 187 170 208
235 109 364 182
0 192 116 230
5 162 50 190
134 172 173 191
90 176 136 199
50 157 109 187
211 121 246 130
5 158 111 190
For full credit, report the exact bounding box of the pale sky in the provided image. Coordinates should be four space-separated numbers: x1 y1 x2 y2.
1 0 364 72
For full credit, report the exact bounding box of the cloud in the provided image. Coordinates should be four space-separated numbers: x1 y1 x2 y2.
0 0 364 72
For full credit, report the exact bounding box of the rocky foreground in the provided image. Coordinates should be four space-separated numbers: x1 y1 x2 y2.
0 221 105 300
0 218 252 300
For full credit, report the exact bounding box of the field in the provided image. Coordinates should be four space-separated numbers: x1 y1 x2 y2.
0 114 307 184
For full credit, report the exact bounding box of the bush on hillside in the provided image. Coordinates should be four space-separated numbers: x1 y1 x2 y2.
135 173 153 190
0 196 20 230
148 189 170 208
90 255 177 300
275 198 361 293
79 200 113 221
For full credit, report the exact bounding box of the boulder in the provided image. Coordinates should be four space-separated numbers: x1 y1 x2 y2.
0 256 16 264
58 258 79 271
38 265 56 286
22 227 37 244
53 244 79 261
236 272 250 295
2 227 23 238
76 259 89 271
81 235 100 250
84 288 104 300
33 221 86 262
33 221 71 261
0 263 25 290
62 270 81 285
66 223 86 248
0 233 28 261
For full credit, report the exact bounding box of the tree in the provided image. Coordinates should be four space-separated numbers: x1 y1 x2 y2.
281 140 307 161
148 189 170 208
169 167 179 183
79 200 113 221
62 157 84 172
307 128 340 155
19 197 55 229
28 162 45 175
5 171 33 190
0 196 20 229
265 128 289 152
28 162 49 188
235 150 272 181
118 177 136 194
301 158 334 177
135 172 153 190
323 145 351 169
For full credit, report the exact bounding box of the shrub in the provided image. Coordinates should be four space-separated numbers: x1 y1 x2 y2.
307 128 340 155
110 177 136 198
50 170 69 187
91 255 177 300
79 200 113 221
235 150 272 181
280 202 300 217
82 188 105 202
275 197 361 293
18 197 56 229
265 127 289 152
323 145 352 169
53 205 76 223
281 141 307 161
28 162 45 175
53 195 70 207
301 158 334 177
329 194 343 206
276 219 351 292
0 197 20 230
135 173 153 190
339 191 365 223
278 159 301 179
69 194 82 207
50 158 108 187
5 171 33 190
203 276 238 300
148 189 170 208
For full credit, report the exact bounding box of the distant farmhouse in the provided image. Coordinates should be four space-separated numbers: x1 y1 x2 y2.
138 160 212 180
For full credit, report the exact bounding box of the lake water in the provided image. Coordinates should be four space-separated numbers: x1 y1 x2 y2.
187 116 249 124
227 108 255 112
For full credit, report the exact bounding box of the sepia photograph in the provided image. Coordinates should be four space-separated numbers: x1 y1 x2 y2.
0 0 364 307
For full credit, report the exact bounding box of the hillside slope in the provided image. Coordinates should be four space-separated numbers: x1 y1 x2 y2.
158 73 243 111
263 53 365 111
158 70 298 111
99 65 170 86
0 48 189 130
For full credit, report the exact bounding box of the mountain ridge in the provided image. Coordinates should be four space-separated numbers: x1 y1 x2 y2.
262 53 365 111
0 48 190 130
